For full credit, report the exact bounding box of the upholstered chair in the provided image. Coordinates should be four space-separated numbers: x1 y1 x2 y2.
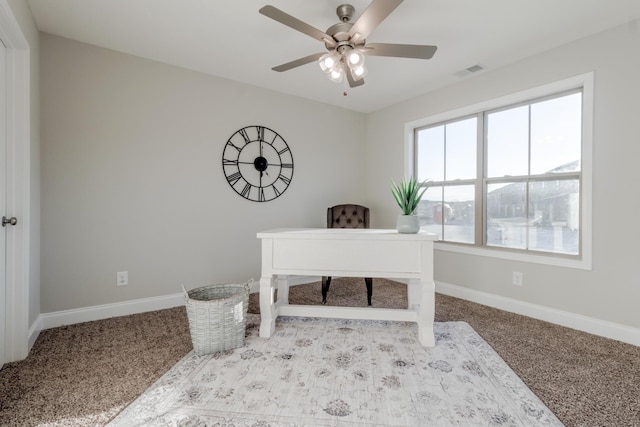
322 204 373 305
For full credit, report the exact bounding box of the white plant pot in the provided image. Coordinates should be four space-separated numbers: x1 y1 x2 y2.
396 214 420 234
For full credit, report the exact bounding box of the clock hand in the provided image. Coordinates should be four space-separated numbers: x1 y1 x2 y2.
240 160 279 169
243 159 279 166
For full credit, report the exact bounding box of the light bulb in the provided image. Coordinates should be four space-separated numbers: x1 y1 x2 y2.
328 63 344 83
350 64 368 81
319 52 339 73
346 49 365 68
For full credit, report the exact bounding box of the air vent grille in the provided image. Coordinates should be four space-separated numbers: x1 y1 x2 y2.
454 64 485 78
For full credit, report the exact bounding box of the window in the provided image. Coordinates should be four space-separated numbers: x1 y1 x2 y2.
408 74 593 268
416 116 477 244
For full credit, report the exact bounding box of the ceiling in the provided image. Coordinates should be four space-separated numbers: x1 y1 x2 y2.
27 0 640 113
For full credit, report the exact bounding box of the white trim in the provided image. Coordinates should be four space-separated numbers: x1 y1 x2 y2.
37 276 320 332
27 316 40 349
579 72 594 270
405 72 594 270
404 123 415 179
38 294 185 331
0 0 31 363
434 242 589 270
436 281 640 347
35 278 640 348
0 24 6 370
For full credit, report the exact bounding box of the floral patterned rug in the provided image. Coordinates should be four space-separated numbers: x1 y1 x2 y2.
107 314 563 426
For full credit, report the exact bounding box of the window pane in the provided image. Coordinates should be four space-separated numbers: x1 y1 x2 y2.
443 185 475 243
486 182 527 249
416 126 444 182
417 186 443 238
445 117 477 180
528 179 579 254
487 106 529 177
530 93 582 174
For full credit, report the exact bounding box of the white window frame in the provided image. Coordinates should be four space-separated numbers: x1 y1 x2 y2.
404 72 593 270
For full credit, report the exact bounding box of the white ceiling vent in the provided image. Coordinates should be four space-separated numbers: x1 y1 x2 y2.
454 64 485 78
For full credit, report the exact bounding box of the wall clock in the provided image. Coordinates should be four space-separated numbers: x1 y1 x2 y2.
222 125 294 202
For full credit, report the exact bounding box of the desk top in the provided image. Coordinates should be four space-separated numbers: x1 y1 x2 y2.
257 228 438 241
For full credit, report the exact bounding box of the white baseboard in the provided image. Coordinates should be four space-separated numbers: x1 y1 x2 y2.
28 319 41 352
436 281 640 347
35 277 321 335
32 279 638 349
37 293 186 332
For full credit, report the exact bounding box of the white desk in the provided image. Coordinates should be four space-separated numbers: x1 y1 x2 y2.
257 228 438 347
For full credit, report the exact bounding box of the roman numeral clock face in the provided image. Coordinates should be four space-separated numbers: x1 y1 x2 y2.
222 126 294 202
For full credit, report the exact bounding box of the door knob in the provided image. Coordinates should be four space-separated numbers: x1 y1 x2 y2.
2 216 17 227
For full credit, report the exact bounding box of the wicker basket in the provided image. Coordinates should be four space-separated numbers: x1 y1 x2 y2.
182 281 251 356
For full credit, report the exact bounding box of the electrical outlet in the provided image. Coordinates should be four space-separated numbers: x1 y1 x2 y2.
512 272 523 286
117 271 128 287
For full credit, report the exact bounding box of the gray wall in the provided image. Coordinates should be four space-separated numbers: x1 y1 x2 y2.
366 22 640 329
40 34 366 313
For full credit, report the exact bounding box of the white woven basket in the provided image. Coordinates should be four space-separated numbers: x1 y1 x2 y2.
182 281 251 356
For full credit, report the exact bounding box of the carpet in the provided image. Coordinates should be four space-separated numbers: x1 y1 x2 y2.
107 314 562 426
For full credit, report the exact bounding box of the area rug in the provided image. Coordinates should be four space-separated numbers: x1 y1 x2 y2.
107 314 563 426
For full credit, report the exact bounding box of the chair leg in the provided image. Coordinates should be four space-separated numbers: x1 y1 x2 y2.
365 278 373 306
321 276 332 304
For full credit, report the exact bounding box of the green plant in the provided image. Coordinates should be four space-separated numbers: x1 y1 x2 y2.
390 177 429 215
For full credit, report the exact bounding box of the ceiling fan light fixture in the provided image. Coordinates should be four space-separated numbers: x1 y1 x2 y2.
319 53 338 73
349 65 369 82
346 49 365 68
350 64 368 81
328 63 345 83
261 2 439 90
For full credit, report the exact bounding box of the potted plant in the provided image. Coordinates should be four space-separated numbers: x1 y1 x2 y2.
390 177 430 233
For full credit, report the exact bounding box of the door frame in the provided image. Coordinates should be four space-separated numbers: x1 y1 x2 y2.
0 1 31 364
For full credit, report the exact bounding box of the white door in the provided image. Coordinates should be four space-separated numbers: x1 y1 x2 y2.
0 3 30 365
0 37 7 369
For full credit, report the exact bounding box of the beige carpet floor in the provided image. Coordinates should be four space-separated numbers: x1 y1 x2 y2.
1 278 639 426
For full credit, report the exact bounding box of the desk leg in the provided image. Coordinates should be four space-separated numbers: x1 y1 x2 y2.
417 279 435 347
407 279 420 310
276 275 289 305
259 275 276 338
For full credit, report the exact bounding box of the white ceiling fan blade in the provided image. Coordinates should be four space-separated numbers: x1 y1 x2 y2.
259 5 336 48
272 53 325 72
349 0 403 41
365 43 437 59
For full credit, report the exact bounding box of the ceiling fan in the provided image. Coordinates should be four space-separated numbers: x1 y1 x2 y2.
259 0 437 88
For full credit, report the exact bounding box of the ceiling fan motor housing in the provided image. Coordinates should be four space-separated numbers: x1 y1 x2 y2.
336 4 355 22
324 5 366 51
324 22 365 51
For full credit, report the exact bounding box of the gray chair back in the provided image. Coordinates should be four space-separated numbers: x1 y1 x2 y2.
327 204 369 229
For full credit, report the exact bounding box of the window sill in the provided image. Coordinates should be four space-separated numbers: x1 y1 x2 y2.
434 241 592 270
